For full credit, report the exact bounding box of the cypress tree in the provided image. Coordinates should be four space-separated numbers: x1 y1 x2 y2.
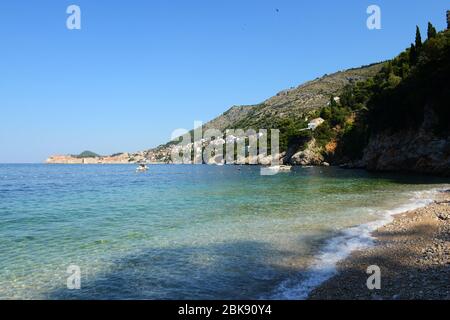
427 22 437 39
409 43 417 65
415 26 422 49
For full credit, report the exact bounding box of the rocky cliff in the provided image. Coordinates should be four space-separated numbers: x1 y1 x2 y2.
362 131 450 176
357 27 450 176
361 104 450 176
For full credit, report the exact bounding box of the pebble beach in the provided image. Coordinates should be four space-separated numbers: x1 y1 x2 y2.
309 190 450 300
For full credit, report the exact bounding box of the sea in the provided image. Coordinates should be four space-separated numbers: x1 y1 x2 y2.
0 164 448 299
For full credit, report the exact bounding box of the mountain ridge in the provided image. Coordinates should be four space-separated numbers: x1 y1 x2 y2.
47 62 383 164
47 22 450 176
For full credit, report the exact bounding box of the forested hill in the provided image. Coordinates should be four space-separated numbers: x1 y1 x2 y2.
149 22 449 175
329 23 450 175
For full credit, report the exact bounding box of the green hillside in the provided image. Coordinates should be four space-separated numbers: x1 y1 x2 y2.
149 20 449 175
318 24 450 162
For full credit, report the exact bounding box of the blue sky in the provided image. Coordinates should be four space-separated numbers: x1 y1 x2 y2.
0 0 448 162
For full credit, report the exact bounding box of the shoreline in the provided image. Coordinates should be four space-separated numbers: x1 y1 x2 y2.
308 189 450 300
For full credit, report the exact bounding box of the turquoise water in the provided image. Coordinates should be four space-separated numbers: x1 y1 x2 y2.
0 164 448 299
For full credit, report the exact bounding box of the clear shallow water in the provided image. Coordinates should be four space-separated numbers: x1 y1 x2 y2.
0 164 448 299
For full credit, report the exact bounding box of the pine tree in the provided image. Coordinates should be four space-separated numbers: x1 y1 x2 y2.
415 26 422 49
427 22 437 39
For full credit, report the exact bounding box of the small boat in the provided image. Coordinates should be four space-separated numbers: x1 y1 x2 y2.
136 164 148 172
261 165 292 175
272 165 292 172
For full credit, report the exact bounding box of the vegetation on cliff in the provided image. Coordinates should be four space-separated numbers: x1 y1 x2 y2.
314 23 449 163
151 23 448 167
150 62 382 164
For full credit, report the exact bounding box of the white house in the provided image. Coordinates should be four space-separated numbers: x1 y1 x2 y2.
307 118 325 130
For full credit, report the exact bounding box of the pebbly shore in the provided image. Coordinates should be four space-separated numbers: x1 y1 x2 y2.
309 190 450 300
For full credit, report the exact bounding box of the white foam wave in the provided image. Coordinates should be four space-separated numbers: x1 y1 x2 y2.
271 188 442 300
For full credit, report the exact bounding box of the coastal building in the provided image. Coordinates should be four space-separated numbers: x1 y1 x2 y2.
307 118 325 130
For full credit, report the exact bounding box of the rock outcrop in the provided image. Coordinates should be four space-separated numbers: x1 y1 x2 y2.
288 138 324 166
360 101 450 176
362 131 450 176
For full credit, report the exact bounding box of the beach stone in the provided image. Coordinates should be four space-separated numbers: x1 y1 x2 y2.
436 212 450 220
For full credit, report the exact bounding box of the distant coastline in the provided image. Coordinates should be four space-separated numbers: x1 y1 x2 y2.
46 154 140 164
45 151 164 164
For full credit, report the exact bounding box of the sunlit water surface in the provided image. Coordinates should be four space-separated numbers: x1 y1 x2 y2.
0 164 448 299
